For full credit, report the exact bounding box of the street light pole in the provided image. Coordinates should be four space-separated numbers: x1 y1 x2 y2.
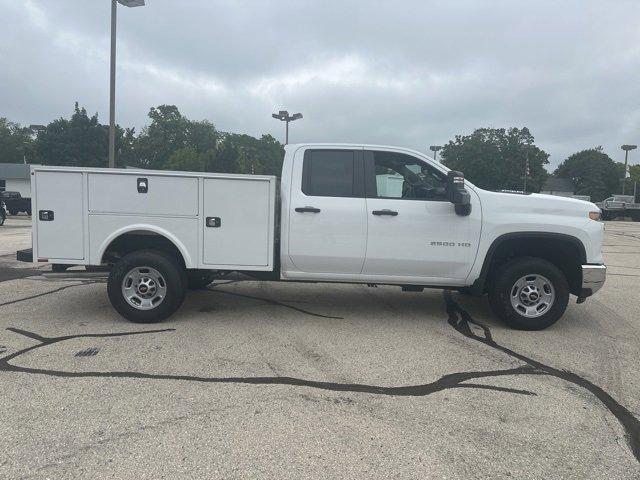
523 148 529 193
109 0 145 168
109 0 117 168
429 145 442 162
272 110 303 145
621 144 637 195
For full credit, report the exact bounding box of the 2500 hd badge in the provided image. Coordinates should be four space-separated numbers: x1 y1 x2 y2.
430 241 472 247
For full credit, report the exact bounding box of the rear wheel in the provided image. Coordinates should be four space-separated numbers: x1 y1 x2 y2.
107 250 186 323
488 256 569 330
8 209 18 216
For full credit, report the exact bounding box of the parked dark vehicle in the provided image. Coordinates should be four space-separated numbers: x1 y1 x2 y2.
1 191 31 216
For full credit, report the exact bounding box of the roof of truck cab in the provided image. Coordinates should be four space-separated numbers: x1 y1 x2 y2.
286 143 439 162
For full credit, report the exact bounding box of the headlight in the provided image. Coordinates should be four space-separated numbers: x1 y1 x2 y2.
589 211 601 221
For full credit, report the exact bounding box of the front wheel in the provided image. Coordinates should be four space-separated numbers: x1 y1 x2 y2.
107 250 187 323
488 257 569 330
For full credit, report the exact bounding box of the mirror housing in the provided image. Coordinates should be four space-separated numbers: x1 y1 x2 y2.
446 171 471 216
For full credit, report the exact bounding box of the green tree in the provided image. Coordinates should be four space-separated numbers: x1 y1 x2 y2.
554 148 621 202
0 118 34 164
33 103 133 168
134 105 220 170
213 133 284 175
165 147 216 172
213 138 240 173
440 127 549 192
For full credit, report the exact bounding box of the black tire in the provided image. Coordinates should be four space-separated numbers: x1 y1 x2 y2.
0 214 4 226
107 249 187 323
186 270 216 290
26 208 31 216
488 256 569 330
8 209 18 216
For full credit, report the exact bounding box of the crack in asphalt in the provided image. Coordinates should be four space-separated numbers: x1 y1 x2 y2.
443 291 640 463
0 327 540 397
0 289 638 463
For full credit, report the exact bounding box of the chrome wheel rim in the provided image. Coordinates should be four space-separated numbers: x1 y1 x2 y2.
510 274 555 318
121 266 167 311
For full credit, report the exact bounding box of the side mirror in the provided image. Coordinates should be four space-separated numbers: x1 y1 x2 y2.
446 171 471 216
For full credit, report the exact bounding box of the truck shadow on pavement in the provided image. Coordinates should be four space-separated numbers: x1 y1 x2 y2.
0 285 638 463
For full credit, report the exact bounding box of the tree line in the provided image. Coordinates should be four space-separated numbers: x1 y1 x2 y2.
1 103 285 177
440 128 637 201
0 103 636 201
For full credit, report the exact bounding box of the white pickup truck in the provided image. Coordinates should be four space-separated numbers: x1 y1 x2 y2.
18 144 606 330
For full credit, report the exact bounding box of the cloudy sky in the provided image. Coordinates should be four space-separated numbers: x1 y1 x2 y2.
1 0 639 169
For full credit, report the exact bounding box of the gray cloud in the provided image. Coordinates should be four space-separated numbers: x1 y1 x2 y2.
1 0 639 168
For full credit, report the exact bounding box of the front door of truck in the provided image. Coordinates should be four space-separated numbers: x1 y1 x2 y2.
287 148 367 274
362 149 481 281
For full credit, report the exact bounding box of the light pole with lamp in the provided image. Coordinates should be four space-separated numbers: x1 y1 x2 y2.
109 0 146 168
429 145 442 162
272 111 303 145
621 144 637 195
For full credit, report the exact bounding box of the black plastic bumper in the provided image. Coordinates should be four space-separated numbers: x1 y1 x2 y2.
16 248 33 263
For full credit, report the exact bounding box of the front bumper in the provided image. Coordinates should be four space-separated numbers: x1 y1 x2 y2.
578 264 606 300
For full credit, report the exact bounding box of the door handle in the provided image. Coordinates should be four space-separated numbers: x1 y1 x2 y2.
39 210 54 221
372 209 398 216
295 206 321 213
206 217 221 227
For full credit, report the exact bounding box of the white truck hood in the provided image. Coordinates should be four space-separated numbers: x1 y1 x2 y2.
477 189 599 217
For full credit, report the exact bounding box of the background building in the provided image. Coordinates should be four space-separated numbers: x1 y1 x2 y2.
0 163 32 197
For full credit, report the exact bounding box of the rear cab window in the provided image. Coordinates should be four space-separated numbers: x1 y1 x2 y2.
302 149 364 197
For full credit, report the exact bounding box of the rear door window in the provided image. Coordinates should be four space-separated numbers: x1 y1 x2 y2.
302 150 364 197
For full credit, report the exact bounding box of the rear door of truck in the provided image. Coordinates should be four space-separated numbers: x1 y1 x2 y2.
287 147 368 274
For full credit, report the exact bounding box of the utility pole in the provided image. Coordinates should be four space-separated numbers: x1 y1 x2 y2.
429 145 442 162
621 145 637 195
271 110 303 144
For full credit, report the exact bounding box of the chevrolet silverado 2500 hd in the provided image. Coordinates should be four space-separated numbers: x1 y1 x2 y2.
17 144 606 330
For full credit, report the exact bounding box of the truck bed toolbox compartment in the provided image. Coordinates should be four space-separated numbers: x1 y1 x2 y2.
35 171 85 260
203 178 273 267
31 167 276 271
88 173 198 216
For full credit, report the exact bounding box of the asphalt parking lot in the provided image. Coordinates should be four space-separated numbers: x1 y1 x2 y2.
0 216 639 479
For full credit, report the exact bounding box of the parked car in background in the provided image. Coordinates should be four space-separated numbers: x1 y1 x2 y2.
1 191 31 216
596 195 640 221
